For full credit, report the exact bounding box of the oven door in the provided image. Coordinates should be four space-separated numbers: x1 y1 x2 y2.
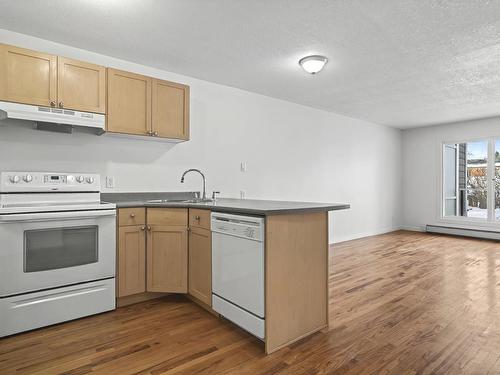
0 209 116 297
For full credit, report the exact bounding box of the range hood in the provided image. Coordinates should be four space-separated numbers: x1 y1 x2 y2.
0 101 105 134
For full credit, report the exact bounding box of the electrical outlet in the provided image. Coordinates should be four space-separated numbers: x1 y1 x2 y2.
106 176 115 189
240 190 246 199
240 162 247 172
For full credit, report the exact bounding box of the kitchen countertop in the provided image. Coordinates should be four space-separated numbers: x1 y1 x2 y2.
101 192 350 216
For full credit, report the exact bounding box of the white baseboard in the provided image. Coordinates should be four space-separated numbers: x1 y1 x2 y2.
329 226 402 245
400 225 425 232
426 224 500 240
327 222 500 246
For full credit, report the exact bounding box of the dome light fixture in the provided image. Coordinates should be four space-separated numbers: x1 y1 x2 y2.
298 55 328 74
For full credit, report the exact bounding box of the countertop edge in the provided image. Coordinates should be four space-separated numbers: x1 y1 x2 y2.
110 201 350 216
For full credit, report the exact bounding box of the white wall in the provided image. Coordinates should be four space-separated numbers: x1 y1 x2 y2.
0 29 403 243
402 116 500 231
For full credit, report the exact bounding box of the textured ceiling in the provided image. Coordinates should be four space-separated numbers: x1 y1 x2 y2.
1 0 500 128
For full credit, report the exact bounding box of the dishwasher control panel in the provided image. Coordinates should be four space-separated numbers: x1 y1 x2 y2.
211 212 264 241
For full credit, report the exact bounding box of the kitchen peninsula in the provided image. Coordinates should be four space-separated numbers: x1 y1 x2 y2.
103 192 349 354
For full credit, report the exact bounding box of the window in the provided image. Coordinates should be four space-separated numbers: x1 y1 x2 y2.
442 138 499 222
496 140 500 219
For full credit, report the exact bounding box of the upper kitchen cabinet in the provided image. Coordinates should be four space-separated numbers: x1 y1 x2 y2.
0 43 57 107
0 43 191 141
57 57 106 113
152 78 189 140
107 68 190 141
0 43 106 113
107 68 152 136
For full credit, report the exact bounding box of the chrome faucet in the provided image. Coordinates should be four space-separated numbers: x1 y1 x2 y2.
180 169 207 201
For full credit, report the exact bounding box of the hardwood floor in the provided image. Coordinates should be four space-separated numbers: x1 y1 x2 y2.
2 230 500 374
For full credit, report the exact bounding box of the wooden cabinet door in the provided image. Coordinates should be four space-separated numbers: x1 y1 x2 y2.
57 57 106 113
107 68 151 135
0 43 57 106
152 78 189 139
118 225 146 297
147 225 188 293
188 227 212 305
188 208 211 230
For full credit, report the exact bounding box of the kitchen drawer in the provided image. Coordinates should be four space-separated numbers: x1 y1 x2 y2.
147 208 187 226
189 209 211 230
0 278 115 337
119 208 146 226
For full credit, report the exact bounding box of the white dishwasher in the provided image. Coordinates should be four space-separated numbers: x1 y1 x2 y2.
211 212 265 339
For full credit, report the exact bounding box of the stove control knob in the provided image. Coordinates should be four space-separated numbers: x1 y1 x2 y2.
76 175 85 183
86 176 95 184
23 174 33 183
9 175 20 184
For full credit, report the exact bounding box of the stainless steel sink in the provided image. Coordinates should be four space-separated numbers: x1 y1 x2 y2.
146 198 212 204
146 199 189 203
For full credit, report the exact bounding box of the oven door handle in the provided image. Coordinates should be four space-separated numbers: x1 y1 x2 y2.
0 209 116 223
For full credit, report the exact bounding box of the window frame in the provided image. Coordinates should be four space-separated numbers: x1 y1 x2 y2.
438 137 498 227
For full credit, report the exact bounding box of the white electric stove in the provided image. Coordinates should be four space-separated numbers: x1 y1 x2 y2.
0 171 116 337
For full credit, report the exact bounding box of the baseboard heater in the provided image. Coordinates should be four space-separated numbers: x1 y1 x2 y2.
426 225 500 241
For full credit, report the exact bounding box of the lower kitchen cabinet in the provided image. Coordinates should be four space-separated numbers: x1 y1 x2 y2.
118 225 146 297
188 226 212 306
147 225 188 293
116 207 210 305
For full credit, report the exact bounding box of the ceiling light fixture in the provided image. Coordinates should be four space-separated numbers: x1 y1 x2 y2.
298 55 328 74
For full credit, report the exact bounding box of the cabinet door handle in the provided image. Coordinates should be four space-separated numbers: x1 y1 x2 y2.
58 101 64 108
153 131 158 137
130 213 136 218
195 215 201 220
147 226 151 231
141 226 146 231
50 101 56 107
